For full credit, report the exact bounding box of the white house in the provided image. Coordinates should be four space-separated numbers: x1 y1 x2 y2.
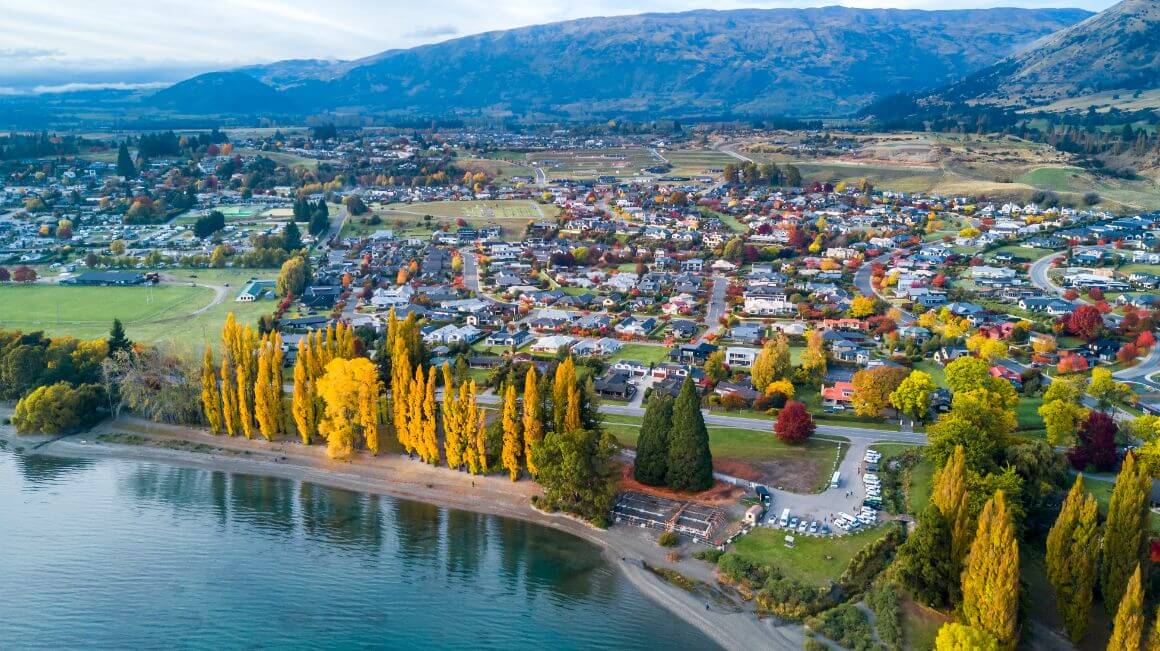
725 346 759 368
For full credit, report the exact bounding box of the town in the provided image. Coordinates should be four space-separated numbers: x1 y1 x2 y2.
2 123 1158 651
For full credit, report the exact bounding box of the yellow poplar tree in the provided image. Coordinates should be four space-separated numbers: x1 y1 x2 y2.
316 358 380 460
292 341 316 444
392 334 413 452
552 356 575 431
1108 565 1145 651
960 490 1019 650
1045 474 1099 643
522 366 543 475
407 365 425 457
254 343 277 441
501 382 522 480
421 366 438 464
237 364 255 439
359 364 382 455
932 445 973 574
200 347 223 434
220 356 238 437
565 382 582 432
443 368 465 469
464 381 482 474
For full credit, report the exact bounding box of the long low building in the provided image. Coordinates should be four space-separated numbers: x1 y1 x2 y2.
60 271 148 286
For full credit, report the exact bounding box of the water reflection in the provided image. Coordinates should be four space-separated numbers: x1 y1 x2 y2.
11 449 95 487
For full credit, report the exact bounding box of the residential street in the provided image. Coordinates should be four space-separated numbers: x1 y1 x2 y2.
698 275 729 342
854 252 916 324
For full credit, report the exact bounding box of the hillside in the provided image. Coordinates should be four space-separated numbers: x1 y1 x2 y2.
149 71 291 114
936 0 1160 109
154 6 1091 118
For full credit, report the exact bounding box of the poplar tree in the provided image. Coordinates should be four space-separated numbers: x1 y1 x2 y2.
932 445 973 577
237 364 255 439
443 374 467 469
750 333 790 391
292 341 315 444
665 377 714 491
552 356 575 432
1147 606 1160 651
634 393 673 486
359 364 382 455
254 343 275 440
392 334 413 453
1102 452 1152 618
464 381 485 474
407 365 425 457
1108 565 1145 651
960 490 1019 650
523 366 543 475
421 366 438 463
200 347 223 434
565 382 582 432
1045 474 1099 643
220 356 238 437
501 382 522 480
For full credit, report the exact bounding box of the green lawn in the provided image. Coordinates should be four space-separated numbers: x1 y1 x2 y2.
0 282 270 349
610 343 670 364
1016 395 1045 431
606 421 840 462
731 526 894 586
1086 476 1160 534
912 360 947 389
909 459 935 514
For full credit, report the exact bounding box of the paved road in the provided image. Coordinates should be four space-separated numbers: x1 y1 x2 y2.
1029 251 1064 295
716 143 755 164
854 252 916 325
459 247 493 302
699 275 729 342
1114 340 1160 388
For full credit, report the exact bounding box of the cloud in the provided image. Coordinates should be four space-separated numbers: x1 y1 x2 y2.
405 25 459 39
0 81 169 96
0 47 62 60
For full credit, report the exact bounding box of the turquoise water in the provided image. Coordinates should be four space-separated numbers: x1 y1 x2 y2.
0 440 718 649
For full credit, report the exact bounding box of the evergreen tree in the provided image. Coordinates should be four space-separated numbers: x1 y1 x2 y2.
309 203 329 236
634 393 673 486
108 318 132 356
1108 565 1145 651
665 377 714 491
116 141 136 178
283 220 303 251
200 347 222 434
1101 452 1152 618
961 490 1020 650
897 504 958 608
932 445 973 578
501 382 522 480
1045 474 1099 643
522 366 543 475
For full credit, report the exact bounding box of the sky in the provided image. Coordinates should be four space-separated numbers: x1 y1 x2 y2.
0 0 1118 92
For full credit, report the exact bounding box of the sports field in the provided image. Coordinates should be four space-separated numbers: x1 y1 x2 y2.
344 199 557 238
526 148 660 180
0 282 269 349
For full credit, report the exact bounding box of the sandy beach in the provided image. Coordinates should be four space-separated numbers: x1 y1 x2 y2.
1 410 803 651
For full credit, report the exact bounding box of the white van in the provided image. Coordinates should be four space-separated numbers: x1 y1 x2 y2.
779 508 791 528
830 471 841 489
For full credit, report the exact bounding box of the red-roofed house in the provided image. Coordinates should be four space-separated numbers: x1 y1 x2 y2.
821 381 855 407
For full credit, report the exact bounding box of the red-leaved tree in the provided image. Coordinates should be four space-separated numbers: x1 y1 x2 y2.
1067 305 1104 340
1067 411 1118 471
1138 331 1156 350
1117 343 1139 364
774 400 815 444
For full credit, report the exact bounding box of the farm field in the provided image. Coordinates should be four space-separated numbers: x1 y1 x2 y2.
730 525 895 587
343 199 557 239
661 150 736 176
0 281 269 349
457 157 533 183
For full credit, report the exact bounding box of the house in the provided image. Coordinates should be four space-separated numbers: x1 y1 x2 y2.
530 335 576 354
989 365 1023 390
934 346 970 366
1018 297 1073 316
60 271 147 286
714 380 759 403
743 285 794 316
612 360 650 377
668 342 718 364
236 279 275 302
731 323 765 345
423 324 484 345
821 381 855 407
572 337 623 357
594 372 636 400
614 316 658 337
302 286 341 309
370 284 415 308
725 346 759 368
669 319 699 340
484 329 533 349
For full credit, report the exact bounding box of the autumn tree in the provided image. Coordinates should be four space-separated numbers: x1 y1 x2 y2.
220 356 238 436
292 339 316 444
552 356 577 432
1107 565 1145 651
200 347 223 434
1038 398 1087 447
1101 452 1152 618
751 333 790 391
1067 304 1103 340
522 366 543 475
933 623 998 651
316 358 381 460
276 256 310 297
890 370 936 423
932 445 973 579
501 382 522 480
799 329 827 381
774 400 815 444
960 490 1019 649
1088 367 1135 412
851 365 909 418
1045 474 1099 643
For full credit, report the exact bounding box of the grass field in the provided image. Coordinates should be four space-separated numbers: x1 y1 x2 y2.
731 525 895 586
1086 477 1160 534
344 199 557 238
0 282 269 349
610 343 671 364
527 148 659 181
908 459 935 514
662 150 736 176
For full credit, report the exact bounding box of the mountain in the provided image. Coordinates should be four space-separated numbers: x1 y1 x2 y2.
154 6 1091 119
934 0 1160 109
149 71 291 114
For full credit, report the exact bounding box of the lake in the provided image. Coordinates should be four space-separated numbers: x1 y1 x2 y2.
0 438 718 649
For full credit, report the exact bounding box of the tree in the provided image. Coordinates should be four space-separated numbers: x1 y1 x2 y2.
193 210 225 238
309 206 329 237
200 348 223 434
774 400 815 444
1069 410 1118 471
932 446 973 580
1038 399 1087 447
12 382 102 434
532 427 618 522
419 366 437 463
220 356 238 436
276 256 309 297
11 265 36 283
291 340 316 444
665 377 714 491
751 333 790 391
890 370 936 423
800 330 827 380
960 490 1019 650
634 394 673 486
107 318 132 356
1101 452 1151 618
944 356 991 395
521 366 543 475
703 350 728 382
282 220 303 251
897 504 958 608
1045 475 1099 643
552 356 576 433
851 365 909 418
933 623 998 651
1107 565 1145 651
116 141 136 178
316 358 381 460
1088 367 1135 412
500 382 522 480
849 295 878 318
1067 305 1103 340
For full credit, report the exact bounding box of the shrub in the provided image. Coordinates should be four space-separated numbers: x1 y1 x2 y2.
867 581 903 651
658 531 680 547
805 604 877 651
12 382 104 434
693 548 724 564
835 524 907 600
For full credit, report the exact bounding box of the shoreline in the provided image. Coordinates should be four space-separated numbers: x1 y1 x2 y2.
1 414 803 651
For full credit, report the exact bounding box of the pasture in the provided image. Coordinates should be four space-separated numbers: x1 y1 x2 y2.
344 199 558 238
